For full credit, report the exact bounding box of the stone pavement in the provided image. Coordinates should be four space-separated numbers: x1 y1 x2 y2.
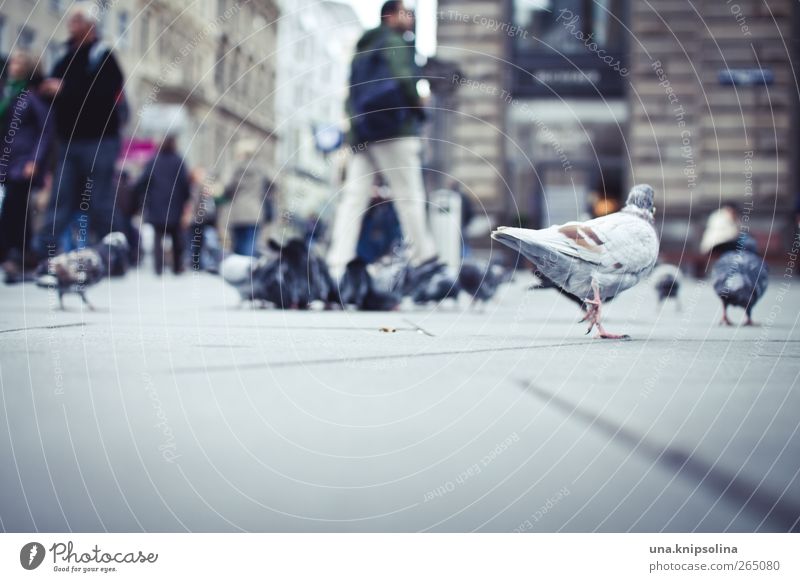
0 268 798 532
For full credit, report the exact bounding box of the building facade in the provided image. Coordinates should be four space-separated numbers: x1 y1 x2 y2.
274 0 361 222
434 0 508 216
0 0 280 180
628 0 794 258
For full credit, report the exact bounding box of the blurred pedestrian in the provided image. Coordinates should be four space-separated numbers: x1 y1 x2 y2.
327 0 450 292
113 167 140 266
0 50 54 283
134 135 191 275
222 139 273 256
34 2 125 256
188 167 222 273
700 202 740 254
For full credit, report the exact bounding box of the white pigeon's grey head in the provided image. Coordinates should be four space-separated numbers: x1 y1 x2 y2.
626 184 655 212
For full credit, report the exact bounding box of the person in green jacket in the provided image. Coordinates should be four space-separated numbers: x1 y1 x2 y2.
327 0 451 295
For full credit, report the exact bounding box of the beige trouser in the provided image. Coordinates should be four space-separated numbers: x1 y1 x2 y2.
326 137 438 279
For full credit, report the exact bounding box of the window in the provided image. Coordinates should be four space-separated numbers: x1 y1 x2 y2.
140 11 150 52
18 26 36 50
117 11 130 48
229 47 241 92
511 0 628 97
215 39 227 91
513 0 625 54
247 56 255 102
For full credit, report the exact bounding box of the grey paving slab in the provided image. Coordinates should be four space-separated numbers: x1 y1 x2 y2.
0 269 797 532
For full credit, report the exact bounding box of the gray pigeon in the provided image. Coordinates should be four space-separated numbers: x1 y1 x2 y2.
35 232 129 310
492 184 660 339
250 239 337 309
651 264 682 309
328 258 402 311
712 235 768 326
458 261 509 308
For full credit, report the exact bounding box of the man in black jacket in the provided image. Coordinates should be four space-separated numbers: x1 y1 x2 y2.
35 3 125 255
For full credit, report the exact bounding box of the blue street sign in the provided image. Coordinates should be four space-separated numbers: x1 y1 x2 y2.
718 68 774 86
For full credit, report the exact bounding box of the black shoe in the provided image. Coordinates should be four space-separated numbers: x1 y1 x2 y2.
2 260 23 284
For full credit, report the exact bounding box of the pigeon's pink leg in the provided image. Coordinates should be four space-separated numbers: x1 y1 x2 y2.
583 281 602 334
743 314 758 326
586 280 630 340
594 321 630 340
720 304 732 326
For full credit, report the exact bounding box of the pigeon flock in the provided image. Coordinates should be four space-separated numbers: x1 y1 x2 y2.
27 183 775 338
221 238 509 312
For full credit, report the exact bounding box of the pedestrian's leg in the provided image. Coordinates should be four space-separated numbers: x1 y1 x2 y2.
236 224 259 256
326 152 376 279
369 138 438 266
86 138 121 239
170 225 185 274
204 225 222 272
126 221 141 266
152 225 164 275
248 225 260 256
35 146 81 255
232 226 245 256
0 181 29 261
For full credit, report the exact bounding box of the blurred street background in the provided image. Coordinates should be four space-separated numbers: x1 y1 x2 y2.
0 0 798 533
0 0 795 268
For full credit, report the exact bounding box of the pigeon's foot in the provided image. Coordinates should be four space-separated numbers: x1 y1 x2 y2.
595 322 630 340
583 280 626 337
743 317 759 327
584 309 598 335
719 304 733 326
596 331 632 340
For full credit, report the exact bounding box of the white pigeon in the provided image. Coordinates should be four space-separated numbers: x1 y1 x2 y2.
492 184 660 339
220 253 258 305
